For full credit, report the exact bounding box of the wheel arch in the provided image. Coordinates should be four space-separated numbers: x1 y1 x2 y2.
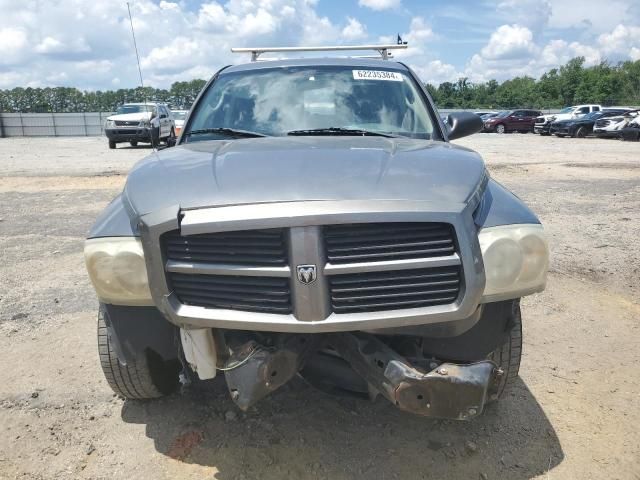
101 303 179 365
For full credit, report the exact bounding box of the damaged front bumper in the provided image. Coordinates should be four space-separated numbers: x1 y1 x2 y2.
222 331 501 420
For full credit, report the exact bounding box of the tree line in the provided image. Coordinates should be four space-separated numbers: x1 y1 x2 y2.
1 57 639 113
426 58 640 109
0 79 207 113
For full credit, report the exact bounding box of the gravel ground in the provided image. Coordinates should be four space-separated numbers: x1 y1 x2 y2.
0 135 639 480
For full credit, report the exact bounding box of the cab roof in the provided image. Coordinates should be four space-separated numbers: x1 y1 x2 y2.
222 57 410 74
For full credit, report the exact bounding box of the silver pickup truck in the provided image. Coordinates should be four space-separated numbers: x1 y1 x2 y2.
84 45 548 421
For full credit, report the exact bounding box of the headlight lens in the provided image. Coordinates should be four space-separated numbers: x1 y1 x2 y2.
479 224 549 300
139 119 151 128
105 119 115 128
84 237 153 305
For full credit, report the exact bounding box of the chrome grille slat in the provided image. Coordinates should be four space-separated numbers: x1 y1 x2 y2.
328 238 452 252
163 229 287 266
331 278 459 293
330 269 458 285
328 265 462 313
332 287 459 301
327 245 455 262
324 222 456 264
168 272 292 314
331 296 459 313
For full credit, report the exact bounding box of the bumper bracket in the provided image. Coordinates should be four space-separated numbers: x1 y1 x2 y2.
331 332 498 419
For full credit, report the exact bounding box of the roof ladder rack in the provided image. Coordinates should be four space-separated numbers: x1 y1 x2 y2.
230 44 408 62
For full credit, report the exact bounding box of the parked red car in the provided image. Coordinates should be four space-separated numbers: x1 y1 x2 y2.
483 109 542 133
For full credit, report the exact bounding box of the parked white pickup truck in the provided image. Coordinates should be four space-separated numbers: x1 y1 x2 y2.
534 104 602 135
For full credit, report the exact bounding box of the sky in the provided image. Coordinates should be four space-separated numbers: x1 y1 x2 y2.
1 0 639 91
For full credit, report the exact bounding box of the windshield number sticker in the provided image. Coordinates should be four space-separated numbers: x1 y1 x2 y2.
352 70 403 82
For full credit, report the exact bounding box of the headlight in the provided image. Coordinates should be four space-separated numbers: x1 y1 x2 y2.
479 224 549 301
105 120 115 128
139 119 151 128
84 237 153 305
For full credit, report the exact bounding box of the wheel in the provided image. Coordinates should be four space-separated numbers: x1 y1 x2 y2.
574 127 586 138
129 141 138 147
487 301 522 399
108 140 116 149
97 306 179 399
495 124 506 134
166 128 176 147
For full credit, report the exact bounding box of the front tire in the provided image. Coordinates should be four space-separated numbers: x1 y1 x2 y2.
97 306 179 399
108 140 116 149
129 140 138 147
495 124 506 134
487 301 522 399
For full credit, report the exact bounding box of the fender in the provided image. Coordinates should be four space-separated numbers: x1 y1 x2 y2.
87 194 138 238
475 179 540 228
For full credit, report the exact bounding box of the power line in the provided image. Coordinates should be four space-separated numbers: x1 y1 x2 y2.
126 2 145 92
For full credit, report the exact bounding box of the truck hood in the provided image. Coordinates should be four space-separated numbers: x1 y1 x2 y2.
538 113 574 122
123 136 487 216
107 112 152 122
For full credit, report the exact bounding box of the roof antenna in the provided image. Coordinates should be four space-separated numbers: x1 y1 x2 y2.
127 2 157 151
397 34 408 45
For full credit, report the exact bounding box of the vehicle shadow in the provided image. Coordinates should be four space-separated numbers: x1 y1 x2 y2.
121 376 563 479
119 144 170 150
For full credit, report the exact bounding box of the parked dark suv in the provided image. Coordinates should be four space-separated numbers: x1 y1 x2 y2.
550 109 631 138
84 48 549 421
483 109 542 134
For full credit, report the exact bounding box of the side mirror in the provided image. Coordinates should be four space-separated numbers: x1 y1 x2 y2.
446 112 483 140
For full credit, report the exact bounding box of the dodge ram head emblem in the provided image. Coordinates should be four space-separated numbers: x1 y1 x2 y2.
296 265 317 284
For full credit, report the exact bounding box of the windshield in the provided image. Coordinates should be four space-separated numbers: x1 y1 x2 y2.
583 112 602 120
558 107 574 114
116 105 153 115
185 66 435 141
495 111 511 118
173 111 187 120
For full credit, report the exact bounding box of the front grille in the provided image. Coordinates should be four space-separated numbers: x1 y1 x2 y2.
114 120 139 126
324 222 456 264
163 229 287 266
168 272 292 314
329 266 462 313
159 221 463 318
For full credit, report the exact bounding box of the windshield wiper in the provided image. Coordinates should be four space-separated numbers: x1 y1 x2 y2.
286 127 396 138
184 127 266 139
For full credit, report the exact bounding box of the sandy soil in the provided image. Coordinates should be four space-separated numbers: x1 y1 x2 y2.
0 134 639 480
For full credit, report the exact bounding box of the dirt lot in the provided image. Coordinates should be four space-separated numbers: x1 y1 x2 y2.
0 134 639 480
